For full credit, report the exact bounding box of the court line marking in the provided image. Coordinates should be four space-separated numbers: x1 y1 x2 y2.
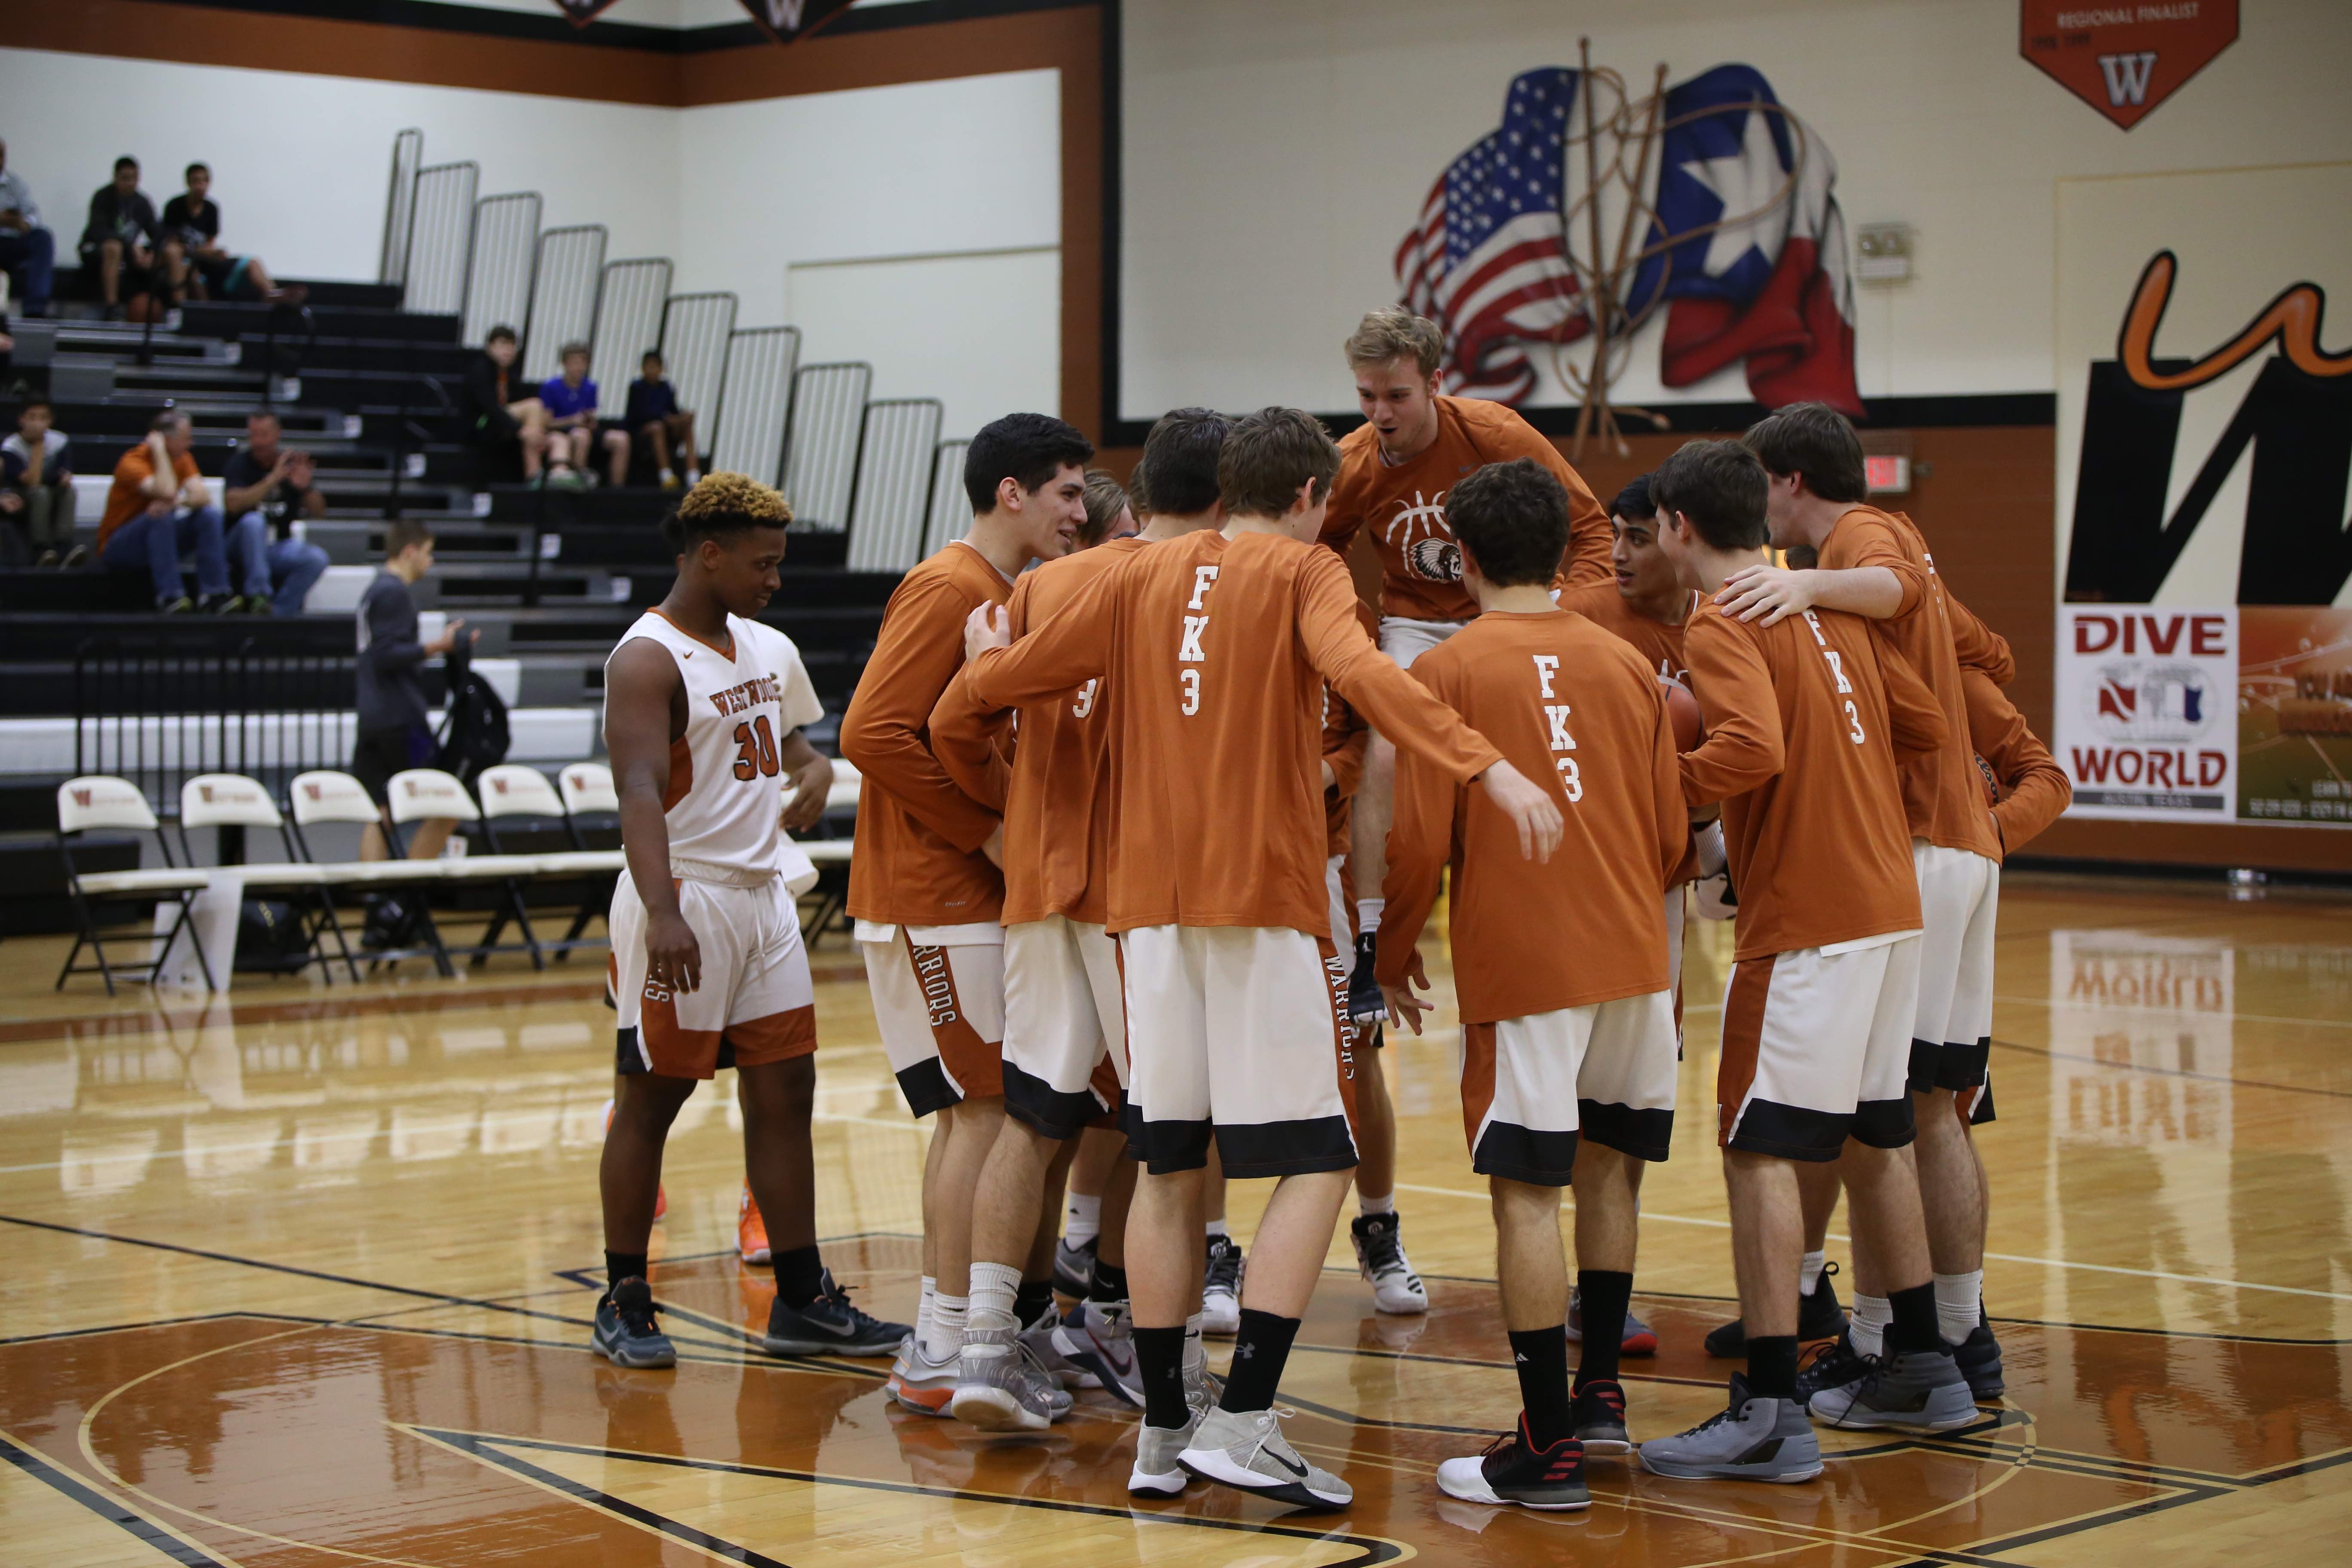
0 1428 241 1568
1387 1182 2352 1302
1996 992 2352 1032
1984 1035 2352 1101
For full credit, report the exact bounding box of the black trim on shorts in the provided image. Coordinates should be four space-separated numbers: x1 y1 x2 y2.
1001 1060 1100 1143
894 1060 959 1120
1215 1117 1360 1180
1969 1077 1997 1125
1850 1095 1918 1149
1471 1123 1578 1188
616 1025 644 1074
1907 1036 1992 1094
1578 1100 1674 1164
1127 1109 1216 1175
1725 1099 1851 1162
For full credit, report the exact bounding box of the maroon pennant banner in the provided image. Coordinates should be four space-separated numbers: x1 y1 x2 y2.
549 0 625 27
738 0 861 46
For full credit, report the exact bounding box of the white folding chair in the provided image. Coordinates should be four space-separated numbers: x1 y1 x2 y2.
475 763 619 962
386 767 552 970
286 768 458 977
55 775 214 995
178 773 359 984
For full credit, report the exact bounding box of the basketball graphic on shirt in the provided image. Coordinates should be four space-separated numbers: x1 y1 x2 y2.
1384 490 1462 583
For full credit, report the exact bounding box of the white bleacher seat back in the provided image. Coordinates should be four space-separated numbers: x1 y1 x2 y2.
559 762 619 817
290 770 385 828
181 773 285 830
58 775 163 835
387 769 483 826
480 765 567 820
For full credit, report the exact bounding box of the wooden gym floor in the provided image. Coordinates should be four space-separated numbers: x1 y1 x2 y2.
3 871 2350 1566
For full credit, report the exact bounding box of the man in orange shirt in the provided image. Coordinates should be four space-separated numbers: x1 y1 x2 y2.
964 407 1560 1510
98 409 244 611
1636 440 1974 1485
1715 404 2012 1394
1380 457 1686 1512
838 412 1091 1418
928 411 1232 1430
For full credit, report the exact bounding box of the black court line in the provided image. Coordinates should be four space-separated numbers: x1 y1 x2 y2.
1988 1035 2352 1101
0 1430 238 1568
419 1426 1409 1567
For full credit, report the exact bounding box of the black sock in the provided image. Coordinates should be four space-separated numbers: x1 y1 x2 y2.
772 1244 824 1311
1218 1308 1302 1414
604 1251 648 1293
1747 1334 1799 1401
1888 1281 1942 1355
1089 1259 1129 1306
1574 1269 1633 1390
1015 1278 1055 1329
1508 1326 1573 1448
1134 1324 1188 1429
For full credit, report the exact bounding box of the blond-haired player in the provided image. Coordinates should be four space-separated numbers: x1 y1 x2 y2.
595 474 906 1369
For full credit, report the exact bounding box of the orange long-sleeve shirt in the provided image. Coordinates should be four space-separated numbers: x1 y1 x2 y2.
1818 506 2003 864
1381 610 1685 1023
930 538 1147 926
1322 685 1370 858
1962 668 2070 858
1320 397 1610 622
1680 602 1945 962
963 529 1504 937
1553 582 1695 683
839 540 1012 927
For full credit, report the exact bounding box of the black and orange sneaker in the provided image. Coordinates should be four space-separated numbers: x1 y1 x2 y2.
1571 1377 1631 1454
1436 1414 1590 1510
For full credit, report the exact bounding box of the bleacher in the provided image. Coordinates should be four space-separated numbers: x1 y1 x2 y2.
1 129 977 945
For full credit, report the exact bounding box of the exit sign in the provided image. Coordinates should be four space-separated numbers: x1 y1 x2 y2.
1864 454 1911 493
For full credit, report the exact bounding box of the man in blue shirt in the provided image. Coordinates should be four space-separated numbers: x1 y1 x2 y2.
625 350 701 491
539 341 631 487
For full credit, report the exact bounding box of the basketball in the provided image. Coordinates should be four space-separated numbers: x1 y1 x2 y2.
1662 675 1703 751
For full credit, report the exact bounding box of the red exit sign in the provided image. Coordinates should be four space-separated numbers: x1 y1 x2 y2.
1864 454 1911 493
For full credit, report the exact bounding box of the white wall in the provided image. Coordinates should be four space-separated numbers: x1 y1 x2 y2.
0 49 681 285
1118 0 2352 418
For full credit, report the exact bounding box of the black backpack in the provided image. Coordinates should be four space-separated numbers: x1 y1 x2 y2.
435 643 511 784
234 898 313 974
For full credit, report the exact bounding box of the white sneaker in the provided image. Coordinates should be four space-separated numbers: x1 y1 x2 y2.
1200 1234 1243 1336
1179 1406 1352 1510
1352 1213 1428 1314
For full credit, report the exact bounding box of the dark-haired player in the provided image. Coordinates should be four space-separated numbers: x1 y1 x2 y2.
595 473 907 1369
1635 440 1972 1484
1380 457 1685 1512
839 412 1092 1416
1715 404 2014 1393
964 407 1561 1510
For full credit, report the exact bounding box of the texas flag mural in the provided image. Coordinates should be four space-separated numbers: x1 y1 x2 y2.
1398 63 1862 416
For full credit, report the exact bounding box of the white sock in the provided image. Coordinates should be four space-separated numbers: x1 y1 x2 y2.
1355 897 1384 935
1799 1250 1827 1295
927 1293 968 1362
1065 1191 1102 1248
1933 1270 1984 1345
968 1261 1023 1333
658 467 675 482
915 1276 937 1350
1850 1293 1892 1360
1204 1218 1229 1240
1359 1190 1395 1217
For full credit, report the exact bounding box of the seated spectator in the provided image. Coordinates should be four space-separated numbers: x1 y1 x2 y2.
0 138 55 318
538 342 628 488
99 410 254 612
355 519 472 861
159 163 305 308
1 398 79 568
224 410 330 615
625 350 700 490
459 325 551 482
80 157 162 322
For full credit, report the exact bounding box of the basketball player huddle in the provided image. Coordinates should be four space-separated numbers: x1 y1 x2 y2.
588 308 2072 1513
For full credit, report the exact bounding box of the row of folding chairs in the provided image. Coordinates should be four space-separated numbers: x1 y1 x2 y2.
55 764 629 994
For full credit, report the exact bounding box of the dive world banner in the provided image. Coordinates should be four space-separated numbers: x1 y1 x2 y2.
2056 607 2235 822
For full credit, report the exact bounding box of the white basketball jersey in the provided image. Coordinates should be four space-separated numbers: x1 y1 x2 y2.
607 609 824 883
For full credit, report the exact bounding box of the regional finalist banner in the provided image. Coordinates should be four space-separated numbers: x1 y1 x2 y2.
2055 607 2236 822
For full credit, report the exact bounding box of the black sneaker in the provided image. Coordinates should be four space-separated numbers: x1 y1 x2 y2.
1703 1262 1845 1358
158 594 195 614
1201 1231 1244 1335
1347 931 1383 1021
199 592 238 615
1351 1212 1427 1314
593 1277 677 1369
1947 1309 2005 1399
1436 1413 1589 1510
1570 1377 1630 1455
1793 1329 1871 1409
763 1268 909 1357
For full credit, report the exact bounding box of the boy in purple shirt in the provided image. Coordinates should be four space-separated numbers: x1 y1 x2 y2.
539 341 630 487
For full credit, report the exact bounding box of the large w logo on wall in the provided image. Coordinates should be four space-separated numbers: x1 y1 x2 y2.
2063 253 2352 606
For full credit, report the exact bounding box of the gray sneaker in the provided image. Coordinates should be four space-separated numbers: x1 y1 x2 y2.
1130 1410 1202 1498
1639 1375 1823 1483
1054 1299 1144 1408
1807 1349 1978 1433
1019 1303 1087 1389
1179 1406 1353 1510
949 1325 1073 1432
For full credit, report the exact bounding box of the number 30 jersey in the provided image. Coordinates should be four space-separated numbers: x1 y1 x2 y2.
607 609 824 882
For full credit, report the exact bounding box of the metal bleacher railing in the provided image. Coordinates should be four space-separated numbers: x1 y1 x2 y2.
377 132 974 571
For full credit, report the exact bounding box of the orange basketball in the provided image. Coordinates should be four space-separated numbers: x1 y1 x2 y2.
1661 676 1703 752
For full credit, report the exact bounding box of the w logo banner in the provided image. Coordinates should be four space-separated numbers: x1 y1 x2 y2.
2020 0 2239 130
738 0 858 45
547 0 623 25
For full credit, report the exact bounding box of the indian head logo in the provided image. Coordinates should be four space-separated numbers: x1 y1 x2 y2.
2020 2 2239 130
1383 490 1462 584
2064 252 2352 607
